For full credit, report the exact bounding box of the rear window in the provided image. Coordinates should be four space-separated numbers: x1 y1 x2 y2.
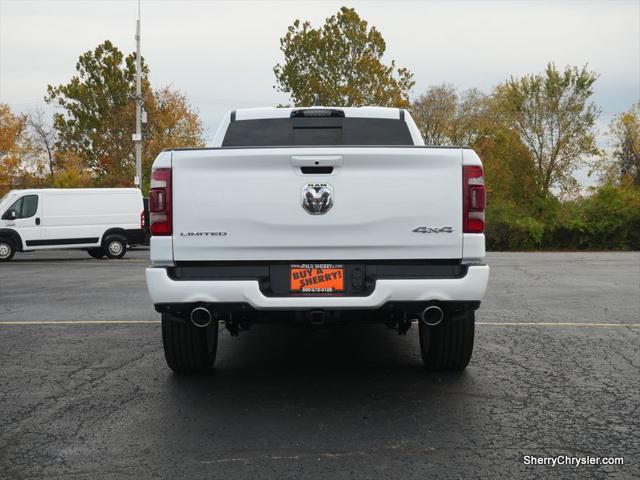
222 117 414 147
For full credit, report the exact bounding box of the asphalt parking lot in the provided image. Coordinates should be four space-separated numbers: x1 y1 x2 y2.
1 250 639 479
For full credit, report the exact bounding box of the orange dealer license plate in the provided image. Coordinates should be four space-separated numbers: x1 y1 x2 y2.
289 264 345 293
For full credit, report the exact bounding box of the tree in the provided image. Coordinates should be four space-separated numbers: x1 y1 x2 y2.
0 104 32 194
274 7 414 107
411 84 539 209
46 40 142 184
451 88 491 147
46 40 204 190
411 85 489 146
606 102 640 186
0 104 27 160
51 151 93 188
28 108 58 181
142 87 204 190
495 63 600 198
411 84 457 145
474 125 538 204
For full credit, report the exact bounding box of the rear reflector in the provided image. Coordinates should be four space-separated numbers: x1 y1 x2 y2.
149 167 172 236
463 165 485 233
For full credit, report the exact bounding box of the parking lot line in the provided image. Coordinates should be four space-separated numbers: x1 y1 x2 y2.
0 320 161 325
477 322 640 327
0 320 638 327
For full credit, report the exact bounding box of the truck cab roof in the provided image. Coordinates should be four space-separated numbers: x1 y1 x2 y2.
233 106 407 121
210 106 425 147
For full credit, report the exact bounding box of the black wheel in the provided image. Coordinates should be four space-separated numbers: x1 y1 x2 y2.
87 247 106 259
0 238 16 262
162 313 218 373
419 309 475 371
103 235 127 259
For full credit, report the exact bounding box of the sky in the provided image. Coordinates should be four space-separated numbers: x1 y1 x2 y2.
1 0 639 184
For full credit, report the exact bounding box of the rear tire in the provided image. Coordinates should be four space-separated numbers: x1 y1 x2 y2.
0 238 15 262
103 235 127 259
162 313 218 373
419 309 475 371
87 247 106 259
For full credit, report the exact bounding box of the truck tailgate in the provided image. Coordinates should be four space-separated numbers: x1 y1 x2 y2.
171 147 463 261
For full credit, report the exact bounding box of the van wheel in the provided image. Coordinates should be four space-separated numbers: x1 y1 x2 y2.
419 309 475 372
162 313 218 373
104 235 127 259
0 238 16 262
87 247 106 259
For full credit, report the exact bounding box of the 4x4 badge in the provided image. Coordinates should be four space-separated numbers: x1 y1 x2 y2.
302 184 333 215
413 226 453 233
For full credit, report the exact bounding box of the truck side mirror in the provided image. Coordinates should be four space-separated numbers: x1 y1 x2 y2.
3 209 17 220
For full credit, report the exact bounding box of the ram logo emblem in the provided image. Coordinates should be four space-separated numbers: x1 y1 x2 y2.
302 184 333 215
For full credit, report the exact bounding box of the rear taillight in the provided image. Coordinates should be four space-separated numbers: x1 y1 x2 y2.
140 211 145 229
149 167 172 236
463 165 485 233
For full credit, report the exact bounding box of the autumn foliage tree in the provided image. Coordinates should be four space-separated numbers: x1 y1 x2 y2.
0 104 27 188
605 102 640 186
46 41 141 185
495 63 600 198
0 104 34 194
410 68 639 250
411 84 458 145
411 85 490 147
144 87 204 158
411 85 538 206
274 7 414 107
50 151 93 188
46 40 204 190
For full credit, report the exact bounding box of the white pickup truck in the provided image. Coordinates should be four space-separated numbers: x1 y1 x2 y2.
146 106 489 373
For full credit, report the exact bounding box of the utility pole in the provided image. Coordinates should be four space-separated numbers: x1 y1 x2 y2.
133 0 142 187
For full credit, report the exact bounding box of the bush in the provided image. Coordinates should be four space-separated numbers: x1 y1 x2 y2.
486 200 545 250
487 185 640 250
577 184 640 249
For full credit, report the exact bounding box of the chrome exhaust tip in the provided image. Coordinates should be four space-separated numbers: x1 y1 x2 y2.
190 306 212 328
420 305 444 326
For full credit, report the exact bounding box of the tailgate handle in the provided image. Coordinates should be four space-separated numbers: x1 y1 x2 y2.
300 166 333 174
290 155 343 167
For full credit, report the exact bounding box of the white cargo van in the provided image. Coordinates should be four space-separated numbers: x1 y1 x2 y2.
0 188 145 261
